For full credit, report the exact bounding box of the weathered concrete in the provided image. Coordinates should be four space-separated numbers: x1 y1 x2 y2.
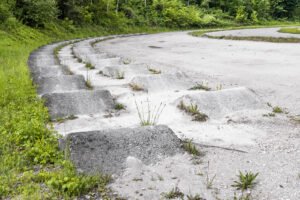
36 75 88 95
42 90 115 118
60 125 184 174
130 72 195 92
177 87 264 119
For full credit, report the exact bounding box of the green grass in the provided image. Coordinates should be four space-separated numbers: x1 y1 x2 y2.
278 27 300 34
232 171 259 191
85 62 95 69
148 68 162 74
178 101 209 122
202 34 300 43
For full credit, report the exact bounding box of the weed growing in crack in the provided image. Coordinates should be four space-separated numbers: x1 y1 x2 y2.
158 175 164 181
86 68 93 90
232 171 259 190
115 70 125 79
77 58 82 63
98 70 103 75
85 62 95 69
129 83 144 91
114 104 126 110
162 187 184 199
216 84 222 91
233 192 252 200
135 99 166 126
189 82 211 91
182 139 201 156
123 61 130 65
187 194 205 200
148 68 162 74
67 68 73 75
178 101 208 122
262 113 275 117
55 115 78 123
206 161 216 189
273 106 283 113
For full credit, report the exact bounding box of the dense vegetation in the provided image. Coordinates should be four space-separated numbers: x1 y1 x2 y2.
0 0 300 199
1 0 300 30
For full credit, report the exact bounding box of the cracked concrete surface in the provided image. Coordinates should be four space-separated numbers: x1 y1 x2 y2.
28 28 300 200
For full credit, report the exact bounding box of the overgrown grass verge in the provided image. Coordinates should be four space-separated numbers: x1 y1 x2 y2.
0 23 173 199
278 27 300 34
202 34 300 43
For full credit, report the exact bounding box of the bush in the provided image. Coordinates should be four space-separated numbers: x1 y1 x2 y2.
0 4 11 23
15 0 58 27
235 6 248 23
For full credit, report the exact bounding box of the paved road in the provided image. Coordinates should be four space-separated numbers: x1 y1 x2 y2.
97 29 300 115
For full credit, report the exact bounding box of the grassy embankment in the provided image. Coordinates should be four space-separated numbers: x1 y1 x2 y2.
0 21 299 199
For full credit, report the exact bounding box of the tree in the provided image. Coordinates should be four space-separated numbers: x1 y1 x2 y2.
15 0 58 27
270 0 300 18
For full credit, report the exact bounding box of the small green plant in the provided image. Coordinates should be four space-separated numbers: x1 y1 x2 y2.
158 175 164 181
123 61 130 65
55 115 78 123
187 103 199 115
115 70 125 79
232 171 259 190
273 106 283 113
262 113 275 117
148 68 161 74
216 84 222 91
86 69 93 90
178 101 208 122
187 194 205 200
98 70 103 75
77 58 82 63
189 83 211 91
206 161 216 189
267 102 272 107
135 99 166 126
85 62 95 69
129 83 144 91
162 187 184 199
67 68 73 75
182 140 201 156
114 103 126 110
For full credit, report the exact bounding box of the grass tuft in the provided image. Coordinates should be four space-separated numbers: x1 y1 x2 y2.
114 103 126 110
189 83 211 91
129 83 144 91
115 70 125 79
178 101 208 122
85 62 95 70
182 140 201 156
162 187 184 199
135 99 166 126
232 171 259 190
148 68 162 74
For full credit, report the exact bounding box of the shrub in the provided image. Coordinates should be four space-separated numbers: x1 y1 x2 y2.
15 0 58 27
0 4 11 23
235 6 248 23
